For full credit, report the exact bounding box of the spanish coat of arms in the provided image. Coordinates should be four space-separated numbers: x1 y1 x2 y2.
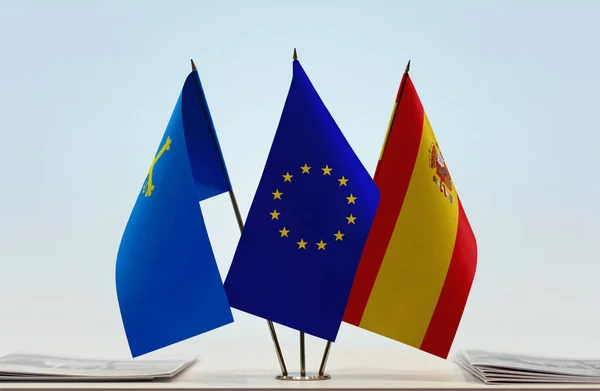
428 142 453 204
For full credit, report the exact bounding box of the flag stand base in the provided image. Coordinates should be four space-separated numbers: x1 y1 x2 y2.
271 328 333 381
275 372 331 381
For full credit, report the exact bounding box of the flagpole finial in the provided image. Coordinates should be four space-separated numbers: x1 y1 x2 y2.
293 48 298 60
405 59 411 73
191 59 197 71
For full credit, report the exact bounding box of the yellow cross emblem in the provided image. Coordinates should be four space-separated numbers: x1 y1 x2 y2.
143 136 171 197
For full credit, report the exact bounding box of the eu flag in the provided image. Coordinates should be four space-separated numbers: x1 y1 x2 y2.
116 66 234 357
224 58 380 342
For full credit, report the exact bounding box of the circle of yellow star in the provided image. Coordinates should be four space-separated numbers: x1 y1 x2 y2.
300 164 311 174
346 214 357 224
272 189 283 199
270 209 280 220
346 194 357 204
338 176 348 186
321 165 332 175
297 238 307 249
316 240 327 250
282 172 293 182
334 230 345 241
279 227 290 237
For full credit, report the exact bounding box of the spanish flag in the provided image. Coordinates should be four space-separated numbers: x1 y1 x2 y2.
343 62 478 359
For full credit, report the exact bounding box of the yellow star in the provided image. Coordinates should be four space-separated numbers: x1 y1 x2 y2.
282 172 293 182
346 194 357 204
279 227 290 237
346 214 357 224
316 240 327 250
300 164 311 174
297 238 307 249
321 165 332 175
334 230 345 241
272 189 283 200
270 209 280 220
338 176 348 186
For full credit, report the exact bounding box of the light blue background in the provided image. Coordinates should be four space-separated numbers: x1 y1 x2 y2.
1 0 598 363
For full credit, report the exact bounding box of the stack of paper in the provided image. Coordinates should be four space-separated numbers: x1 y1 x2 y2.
0 353 194 382
455 350 600 384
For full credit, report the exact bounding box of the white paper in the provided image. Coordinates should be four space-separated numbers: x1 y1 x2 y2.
0 353 195 381
455 350 600 384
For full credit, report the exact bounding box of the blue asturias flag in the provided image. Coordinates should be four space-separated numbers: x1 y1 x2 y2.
116 65 234 357
224 58 380 342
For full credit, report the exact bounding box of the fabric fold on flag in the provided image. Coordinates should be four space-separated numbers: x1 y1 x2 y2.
343 71 478 359
224 59 380 342
116 69 234 357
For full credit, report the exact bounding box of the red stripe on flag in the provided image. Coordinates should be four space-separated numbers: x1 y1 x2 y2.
419 199 478 358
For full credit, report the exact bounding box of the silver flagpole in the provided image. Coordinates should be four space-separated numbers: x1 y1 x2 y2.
190 59 288 378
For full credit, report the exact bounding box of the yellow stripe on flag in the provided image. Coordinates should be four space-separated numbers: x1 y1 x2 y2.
359 113 460 348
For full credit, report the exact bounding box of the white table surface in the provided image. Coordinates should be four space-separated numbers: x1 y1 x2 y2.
1 348 599 391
